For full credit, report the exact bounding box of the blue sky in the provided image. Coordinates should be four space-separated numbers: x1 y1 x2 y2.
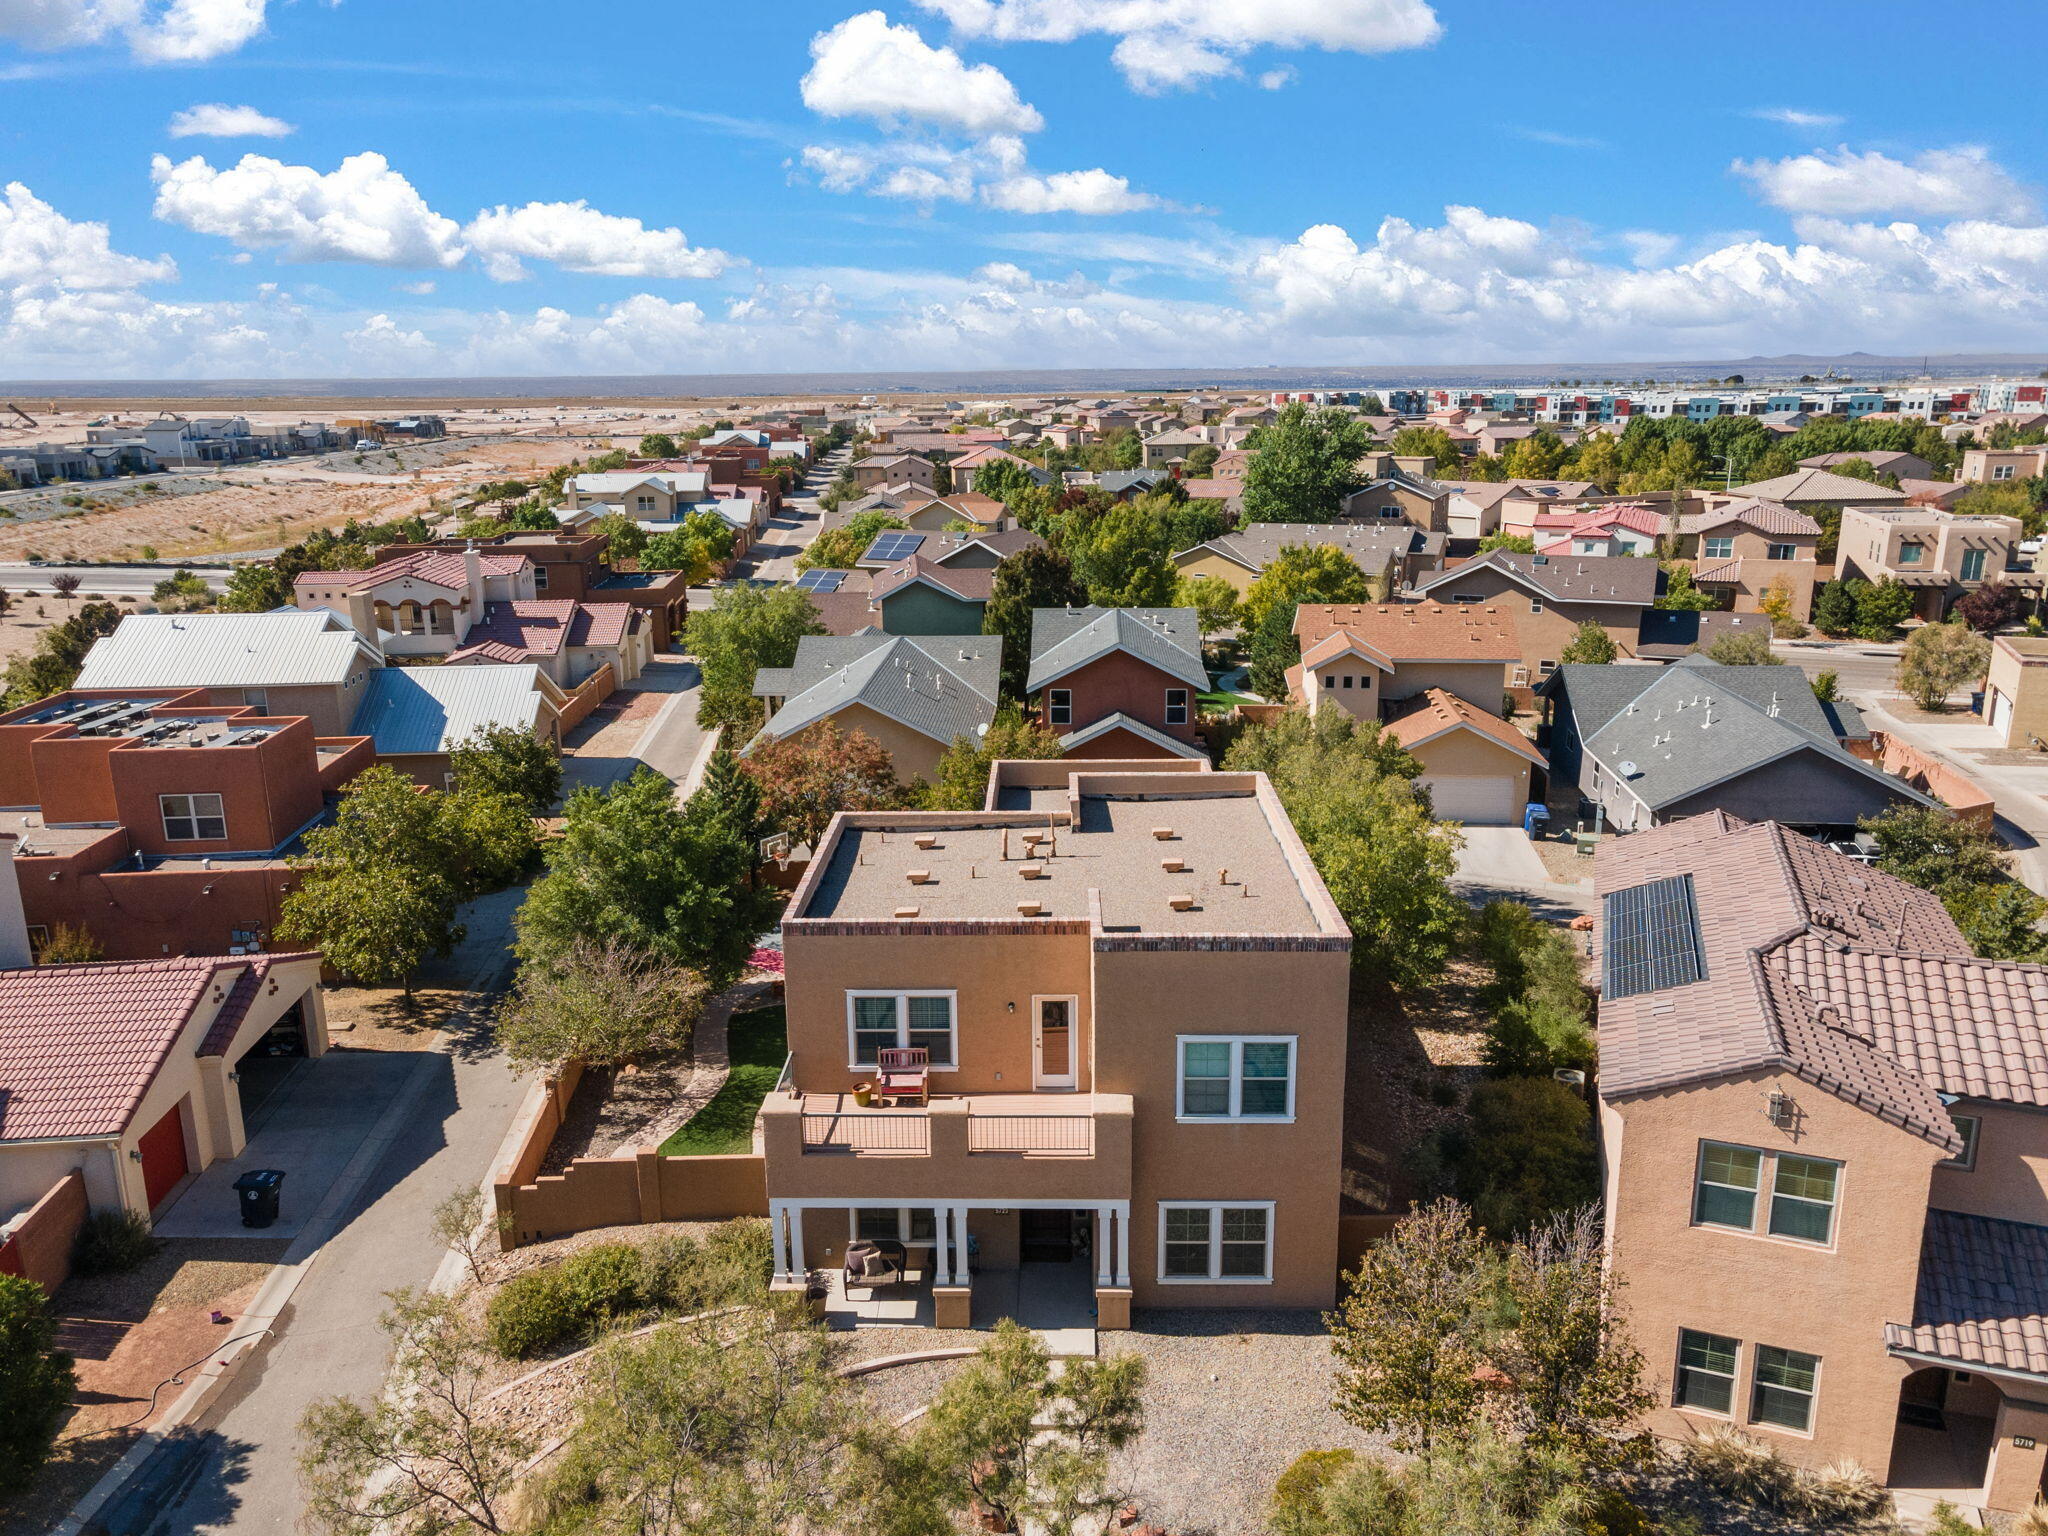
4 0 2046 378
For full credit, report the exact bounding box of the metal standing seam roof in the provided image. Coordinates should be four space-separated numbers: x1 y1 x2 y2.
76 611 377 689
0 954 312 1143
1026 607 1207 693
752 635 1001 750
348 663 549 755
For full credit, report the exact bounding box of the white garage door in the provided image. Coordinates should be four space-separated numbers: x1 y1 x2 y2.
1420 775 1521 826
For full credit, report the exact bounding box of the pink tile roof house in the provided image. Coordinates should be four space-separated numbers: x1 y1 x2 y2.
442 599 642 687
1596 813 2048 1512
0 951 329 1224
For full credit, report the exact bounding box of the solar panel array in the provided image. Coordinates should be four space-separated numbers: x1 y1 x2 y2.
1602 874 1706 999
864 531 925 563
796 569 846 593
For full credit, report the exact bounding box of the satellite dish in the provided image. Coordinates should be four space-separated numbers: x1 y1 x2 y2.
1618 760 1639 777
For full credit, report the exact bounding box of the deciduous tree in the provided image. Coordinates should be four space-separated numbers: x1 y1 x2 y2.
1244 404 1374 522
739 721 903 850
593 511 649 567
984 547 1087 700
1175 572 1240 636
1654 563 1716 611
1956 581 2024 634
1327 1199 1492 1454
640 510 736 582
496 937 709 1072
923 707 1064 811
1557 621 1616 665
1239 544 1374 636
1067 505 1176 607
1896 621 1990 710
1703 628 1774 666
450 723 562 814
685 583 826 732
1854 576 1916 640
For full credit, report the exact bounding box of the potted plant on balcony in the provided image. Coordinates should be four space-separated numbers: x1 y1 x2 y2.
853 1081 875 1107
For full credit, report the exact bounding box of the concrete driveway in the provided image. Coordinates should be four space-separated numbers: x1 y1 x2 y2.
149 1050 431 1241
1451 826 1591 917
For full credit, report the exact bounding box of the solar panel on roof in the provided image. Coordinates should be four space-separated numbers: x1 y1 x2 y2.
864 531 925 562
1602 874 1706 999
795 570 846 592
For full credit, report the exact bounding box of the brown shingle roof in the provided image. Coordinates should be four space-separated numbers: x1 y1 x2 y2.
1292 602 1520 663
1682 497 1823 537
1385 688 1546 767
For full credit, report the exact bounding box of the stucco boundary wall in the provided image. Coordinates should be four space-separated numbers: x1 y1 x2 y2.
491 1060 767 1249
554 662 618 735
1849 730 1996 829
0 1169 87 1293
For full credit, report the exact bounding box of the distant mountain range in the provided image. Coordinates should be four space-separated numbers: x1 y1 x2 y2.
6 353 2048 400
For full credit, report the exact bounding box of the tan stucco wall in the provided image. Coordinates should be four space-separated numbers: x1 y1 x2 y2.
1410 727 1535 781
1421 568 1642 667
1987 640 2048 749
1607 1069 1944 1475
1385 660 1510 711
1927 1099 2048 1226
793 703 948 784
1172 550 1257 594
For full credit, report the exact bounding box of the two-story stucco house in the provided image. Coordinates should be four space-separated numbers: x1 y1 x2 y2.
1598 814 2048 1519
1409 549 1658 676
1026 607 1210 761
1675 498 1824 619
1836 507 2025 620
760 756 1352 1328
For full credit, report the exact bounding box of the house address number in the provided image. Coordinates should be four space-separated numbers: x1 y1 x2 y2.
2017 1436 2038 1450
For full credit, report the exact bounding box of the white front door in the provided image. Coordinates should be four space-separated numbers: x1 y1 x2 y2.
1033 996 1077 1089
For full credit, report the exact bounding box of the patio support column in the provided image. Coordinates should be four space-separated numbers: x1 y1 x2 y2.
934 1206 953 1285
788 1206 807 1278
1114 1199 1131 1286
950 1204 969 1279
769 1200 791 1281
1095 1206 1113 1287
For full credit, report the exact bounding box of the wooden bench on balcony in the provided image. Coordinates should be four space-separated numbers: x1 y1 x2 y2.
874 1047 930 1106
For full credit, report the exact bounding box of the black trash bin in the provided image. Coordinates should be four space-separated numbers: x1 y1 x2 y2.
232 1169 285 1229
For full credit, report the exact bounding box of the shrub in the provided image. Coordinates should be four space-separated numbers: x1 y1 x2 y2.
2009 1500 2048 1536
71 1207 158 1276
1441 1077 1597 1236
1482 996 1595 1077
484 1270 584 1359
1271 1448 1357 1536
557 1244 648 1324
0 1273 75 1497
1580 1487 1651 1536
1787 1459 1888 1525
1682 1425 1795 1509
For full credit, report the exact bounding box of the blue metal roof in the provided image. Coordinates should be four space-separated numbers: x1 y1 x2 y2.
348 664 546 755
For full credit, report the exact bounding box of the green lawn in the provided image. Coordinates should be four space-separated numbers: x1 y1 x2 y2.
659 1005 788 1156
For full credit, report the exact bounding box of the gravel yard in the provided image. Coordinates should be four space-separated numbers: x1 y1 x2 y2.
1105 1310 1389 1536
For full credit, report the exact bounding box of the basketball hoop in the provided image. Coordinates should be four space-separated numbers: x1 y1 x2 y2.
759 831 793 869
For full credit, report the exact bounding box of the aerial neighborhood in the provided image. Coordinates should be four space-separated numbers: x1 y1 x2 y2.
10 374 2048 1535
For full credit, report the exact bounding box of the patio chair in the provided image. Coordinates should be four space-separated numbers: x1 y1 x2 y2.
844 1238 909 1295
874 1047 930 1106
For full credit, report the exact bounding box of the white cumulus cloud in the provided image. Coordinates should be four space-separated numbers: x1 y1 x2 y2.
150 151 468 267
983 168 1165 215
1733 145 2037 221
802 10 1043 135
1 180 176 292
1750 107 1843 129
915 0 1441 91
464 201 732 282
167 102 294 138
0 0 266 60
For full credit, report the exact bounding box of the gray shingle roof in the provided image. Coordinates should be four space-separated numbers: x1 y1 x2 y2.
1889 1211 2048 1376
1026 607 1207 693
1413 548 1657 606
752 634 1000 749
1176 522 1445 575
1564 660 1931 813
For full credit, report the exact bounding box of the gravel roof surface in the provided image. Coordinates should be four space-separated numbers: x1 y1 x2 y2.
1105 1309 1389 1536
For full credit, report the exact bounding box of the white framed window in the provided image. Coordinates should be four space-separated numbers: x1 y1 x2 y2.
1047 688 1072 727
1693 1142 1761 1230
1898 541 1926 565
1164 688 1189 726
1945 1113 1981 1170
1158 1201 1274 1283
1176 1036 1295 1121
1675 1328 1738 1416
532 565 550 589
160 792 226 842
1529 599 1544 615
846 991 957 1070
1768 1156 1839 1244
853 1207 936 1243
1995 464 2016 481
1703 536 1734 559
1767 543 1797 561
1750 1345 1819 1432
635 494 656 513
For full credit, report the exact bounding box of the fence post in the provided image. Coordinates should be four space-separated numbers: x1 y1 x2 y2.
634 1146 662 1225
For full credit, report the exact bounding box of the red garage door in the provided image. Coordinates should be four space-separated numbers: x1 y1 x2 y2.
136 1104 189 1213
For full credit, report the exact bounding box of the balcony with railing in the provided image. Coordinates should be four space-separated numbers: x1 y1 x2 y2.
761 1082 1133 1201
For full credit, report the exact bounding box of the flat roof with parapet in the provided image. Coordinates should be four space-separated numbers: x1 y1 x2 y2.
792 767 1346 939
8 696 282 749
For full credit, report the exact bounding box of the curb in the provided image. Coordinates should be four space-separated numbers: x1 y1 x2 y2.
57 950 514 1536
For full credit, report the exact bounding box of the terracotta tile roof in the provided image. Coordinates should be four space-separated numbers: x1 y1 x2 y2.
1682 497 1822 538
444 600 632 664
1691 558 1745 583
1888 1210 2048 1376
1729 469 1909 505
1300 631 1395 672
294 550 529 594
197 953 317 1056
1597 815 1980 1152
1292 602 1520 663
1386 688 1546 767
0 954 308 1142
